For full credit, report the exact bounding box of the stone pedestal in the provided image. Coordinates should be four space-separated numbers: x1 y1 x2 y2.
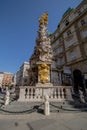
4 90 10 105
44 95 50 116
36 82 53 87
79 90 85 103
18 87 25 102
36 83 53 98
66 86 73 101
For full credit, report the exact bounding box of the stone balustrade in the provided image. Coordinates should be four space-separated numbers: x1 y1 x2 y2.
18 86 72 102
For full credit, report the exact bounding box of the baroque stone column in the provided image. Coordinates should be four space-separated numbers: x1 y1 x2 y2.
28 13 53 87
36 13 53 86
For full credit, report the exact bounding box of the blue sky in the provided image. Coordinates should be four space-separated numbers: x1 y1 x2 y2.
0 0 82 74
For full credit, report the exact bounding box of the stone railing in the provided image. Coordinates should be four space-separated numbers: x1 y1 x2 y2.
18 86 72 102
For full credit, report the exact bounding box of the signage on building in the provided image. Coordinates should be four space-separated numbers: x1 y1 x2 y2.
63 66 71 74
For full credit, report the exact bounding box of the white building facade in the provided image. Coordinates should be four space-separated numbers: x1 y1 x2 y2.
0 72 4 87
16 62 30 86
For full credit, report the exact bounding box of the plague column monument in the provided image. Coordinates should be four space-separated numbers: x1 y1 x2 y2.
29 13 53 87
18 13 72 111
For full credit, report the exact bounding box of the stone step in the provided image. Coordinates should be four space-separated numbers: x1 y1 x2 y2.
50 100 87 113
0 102 43 114
0 99 87 115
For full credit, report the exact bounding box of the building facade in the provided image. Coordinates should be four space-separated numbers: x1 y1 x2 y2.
16 62 30 86
0 72 4 87
2 72 13 87
51 0 87 86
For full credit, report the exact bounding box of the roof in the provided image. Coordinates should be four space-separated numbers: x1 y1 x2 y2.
62 7 73 18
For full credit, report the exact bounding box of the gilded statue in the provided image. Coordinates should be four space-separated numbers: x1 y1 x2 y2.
39 13 48 26
38 63 50 84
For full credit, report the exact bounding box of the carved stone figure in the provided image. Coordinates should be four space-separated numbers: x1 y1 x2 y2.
37 24 53 62
38 63 50 84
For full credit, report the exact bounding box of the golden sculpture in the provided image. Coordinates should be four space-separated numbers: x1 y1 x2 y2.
39 13 48 26
38 63 50 84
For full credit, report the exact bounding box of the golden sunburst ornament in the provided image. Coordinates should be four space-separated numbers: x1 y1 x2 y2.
39 13 48 26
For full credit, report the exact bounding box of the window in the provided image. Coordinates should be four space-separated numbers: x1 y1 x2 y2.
58 47 63 54
53 35 56 40
82 30 87 38
59 38 62 43
65 20 69 26
67 30 72 36
78 11 81 16
55 32 58 37
70 51 76 60
81 19 85 26
57 24 60 28
24 79 27 83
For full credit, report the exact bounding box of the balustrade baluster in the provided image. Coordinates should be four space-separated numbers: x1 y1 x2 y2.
48 88 50 99
25 88 28 99
61 88 64 99
56 88 58 99
30 88 33 99
54 88 57 98
28 89 30 98
33 88 35 99
50 88 53 99
29 88 31 99
36 88 39 99
58 88 61 99
25 88 27 99
38 89 40 99
34 88 36 99
18 86 68 102
63 88 66 98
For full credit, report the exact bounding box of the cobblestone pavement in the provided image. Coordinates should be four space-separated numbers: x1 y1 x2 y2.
0 111 87 130
0 93 87 130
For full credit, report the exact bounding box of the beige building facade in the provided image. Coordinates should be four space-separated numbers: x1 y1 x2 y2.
51 0 87 86
2 72 13 87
